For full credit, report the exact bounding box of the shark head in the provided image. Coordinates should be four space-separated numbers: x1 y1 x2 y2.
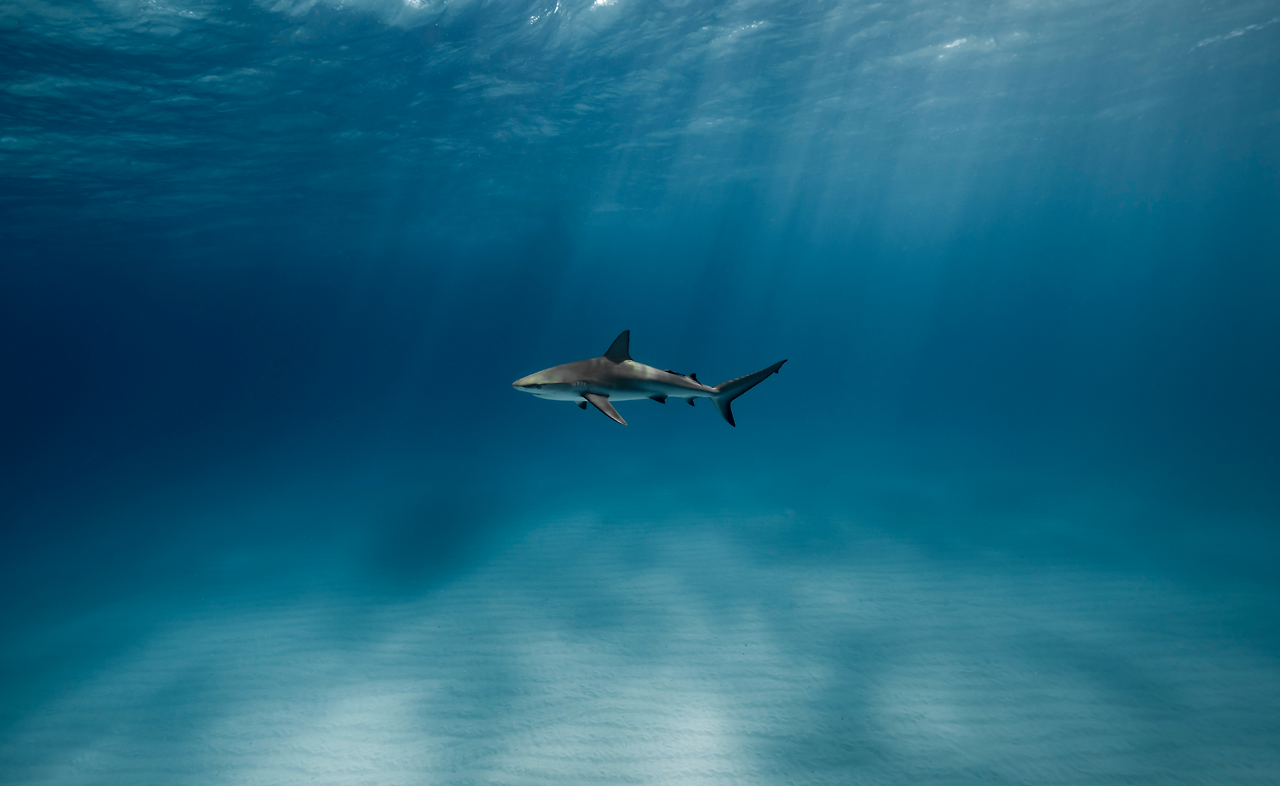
511 368 571 399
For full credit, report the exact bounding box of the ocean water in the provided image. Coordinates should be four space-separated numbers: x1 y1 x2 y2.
3 0 1279 783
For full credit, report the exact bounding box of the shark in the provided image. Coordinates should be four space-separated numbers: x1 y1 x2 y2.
512 331 786 426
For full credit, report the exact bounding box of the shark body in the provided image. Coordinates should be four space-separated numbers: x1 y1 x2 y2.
512 331 786 426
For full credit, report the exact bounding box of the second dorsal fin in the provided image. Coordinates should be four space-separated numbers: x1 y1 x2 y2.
603 330 631 363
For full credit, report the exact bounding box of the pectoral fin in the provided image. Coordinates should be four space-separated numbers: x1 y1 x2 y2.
578 401 588 410
583 393 627 425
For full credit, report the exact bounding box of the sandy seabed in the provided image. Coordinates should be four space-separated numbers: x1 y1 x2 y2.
4 497 1278 786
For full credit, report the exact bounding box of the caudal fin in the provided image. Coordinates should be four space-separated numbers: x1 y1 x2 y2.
711 359 787 426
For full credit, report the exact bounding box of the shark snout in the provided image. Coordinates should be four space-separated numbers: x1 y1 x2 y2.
512 374 540 391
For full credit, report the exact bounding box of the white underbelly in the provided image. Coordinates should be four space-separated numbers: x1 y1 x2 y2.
597 389 654 402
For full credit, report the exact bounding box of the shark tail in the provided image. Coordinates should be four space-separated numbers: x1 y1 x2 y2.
711 359 787 427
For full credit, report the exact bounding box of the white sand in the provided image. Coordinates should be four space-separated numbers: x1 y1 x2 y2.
3 510 1278 785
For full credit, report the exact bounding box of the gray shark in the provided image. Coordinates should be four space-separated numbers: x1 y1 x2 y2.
512 331 786 426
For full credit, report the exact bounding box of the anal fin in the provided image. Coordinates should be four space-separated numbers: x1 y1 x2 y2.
583 392 626 425
687 398 696 406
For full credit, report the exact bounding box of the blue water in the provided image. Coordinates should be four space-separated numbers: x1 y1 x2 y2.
3 1 1280 782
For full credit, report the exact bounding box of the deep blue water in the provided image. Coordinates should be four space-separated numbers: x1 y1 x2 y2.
3 1 1280 783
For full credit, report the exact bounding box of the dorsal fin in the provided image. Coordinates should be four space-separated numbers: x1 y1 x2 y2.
603 330 631 363
688 372 698 383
